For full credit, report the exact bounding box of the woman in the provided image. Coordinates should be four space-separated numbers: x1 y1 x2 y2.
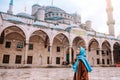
72 47 92 80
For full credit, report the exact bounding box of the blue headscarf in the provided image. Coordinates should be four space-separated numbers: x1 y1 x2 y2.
72 47 92 73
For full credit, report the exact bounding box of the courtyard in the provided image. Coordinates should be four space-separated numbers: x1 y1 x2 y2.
0 67 120 80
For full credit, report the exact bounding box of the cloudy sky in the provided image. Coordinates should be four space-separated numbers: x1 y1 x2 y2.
0 0 120 37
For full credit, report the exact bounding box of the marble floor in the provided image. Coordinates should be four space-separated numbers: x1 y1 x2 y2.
0 67 120 80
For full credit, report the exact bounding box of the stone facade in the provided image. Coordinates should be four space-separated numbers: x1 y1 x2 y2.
0 0 120 67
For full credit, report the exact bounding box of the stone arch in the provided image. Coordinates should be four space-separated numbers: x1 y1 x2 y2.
28 30 50 65
88 38 100 66
0 25 26 44
102 40 111 49
113 42 120 64
101 40 111 65
72 36 86 48
29 29 51 41
52 33 69 65
88 38 100 51
52 33 69 46
29 30 50 47
52 32 69 44
0 25 26 38
0 25 26 65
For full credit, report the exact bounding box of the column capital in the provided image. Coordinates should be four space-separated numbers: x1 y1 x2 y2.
49 43 53 46
25 39 29 44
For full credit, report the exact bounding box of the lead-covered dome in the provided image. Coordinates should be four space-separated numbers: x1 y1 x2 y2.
16 12 34 19
45 6 65 13
7 17 24 24
32 4 41 7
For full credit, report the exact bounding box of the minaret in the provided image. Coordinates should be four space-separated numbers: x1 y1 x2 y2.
106 0 115 36
7 0 13 14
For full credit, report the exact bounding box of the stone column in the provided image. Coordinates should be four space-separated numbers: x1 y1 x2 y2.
49 43 52 64
69 45 72 64
99 49 102 65
111 49 114 65
24 40 29 64
63 46 66 61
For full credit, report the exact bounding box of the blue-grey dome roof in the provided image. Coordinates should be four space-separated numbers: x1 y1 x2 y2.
7 17 24 24
51 25 65 30
65 24 79 32
32 4 41 7
45 6 65 13
16 12 34 19
45 16 65 20
32 21 48 28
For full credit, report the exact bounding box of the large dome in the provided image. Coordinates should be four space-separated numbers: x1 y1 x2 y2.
45 6 65 13
16 12 34 19
32 4 41 7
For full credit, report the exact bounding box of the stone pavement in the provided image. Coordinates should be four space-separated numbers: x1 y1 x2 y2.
0 67 120 80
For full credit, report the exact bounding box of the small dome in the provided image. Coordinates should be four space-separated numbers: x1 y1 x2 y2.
51 25 65 30
106 35 115 39
7 17 24 24
32 4 41 7
16 12 34 19
65 24 79 32
45 6 65 13
69 24 79 28
32 21 48 28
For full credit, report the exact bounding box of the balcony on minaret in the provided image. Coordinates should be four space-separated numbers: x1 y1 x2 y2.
106 7 113 12
107 20 115 25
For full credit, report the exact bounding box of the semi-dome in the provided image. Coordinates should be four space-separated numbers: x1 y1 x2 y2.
16 12 34 19
32 4 41 7
7 17 24 24
45 6 65 13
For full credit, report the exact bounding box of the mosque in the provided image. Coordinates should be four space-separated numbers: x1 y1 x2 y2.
0 0 120 67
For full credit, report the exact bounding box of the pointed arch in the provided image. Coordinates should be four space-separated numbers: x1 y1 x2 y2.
72 36 86 48
88 38 99 51
102 40 111 49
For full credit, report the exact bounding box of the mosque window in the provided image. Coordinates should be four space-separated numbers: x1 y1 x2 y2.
17 42 23 49
57 46 60 52
3 55 10 64
48 46 50 52
102 59 105 64
107 59 109 64
29 44 33 50
64 14 66 17
119 51 120 56
56 13 58 16
102 50 105 55
52 13 54 16
107 51 109 55
15 55 22 64
5 41 11 48
27 56 33 64
60 13 63 16
48 13 51 17
47 57 49 64
56 57 60 64
97 58 100 64
96 50 99 55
